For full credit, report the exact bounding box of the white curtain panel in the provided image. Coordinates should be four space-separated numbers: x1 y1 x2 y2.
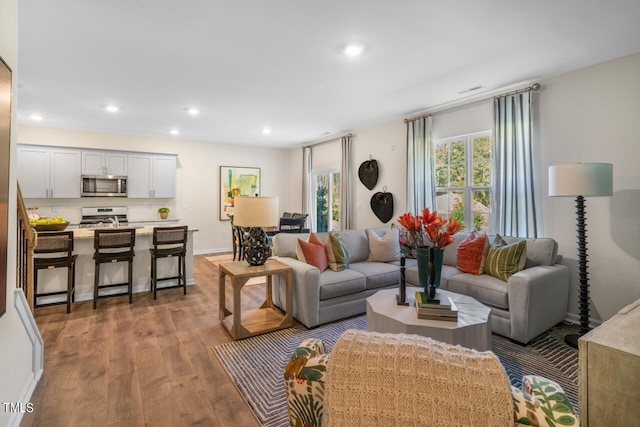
406 116 435 214
493 91 538 237
340 135 353 230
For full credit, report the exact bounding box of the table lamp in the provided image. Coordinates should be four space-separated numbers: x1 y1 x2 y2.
548 163 613 348
233 196 279 266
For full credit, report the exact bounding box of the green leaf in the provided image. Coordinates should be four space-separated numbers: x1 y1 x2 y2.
551 402 573 413
516 417 533 425
556 415 577 426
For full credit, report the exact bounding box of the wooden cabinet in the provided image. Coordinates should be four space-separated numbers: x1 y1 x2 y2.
578 299 640 427
81 150 127 175
127 153 176 198
17 145 81 198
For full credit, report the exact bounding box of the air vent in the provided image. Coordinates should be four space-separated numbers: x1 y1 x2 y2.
457 85 485 95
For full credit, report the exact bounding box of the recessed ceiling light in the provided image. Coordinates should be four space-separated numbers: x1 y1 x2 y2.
169 129 180 135
262 128 272 135
105 105 120 113
186 107 200 115
30 114 43 121
344 44 364 57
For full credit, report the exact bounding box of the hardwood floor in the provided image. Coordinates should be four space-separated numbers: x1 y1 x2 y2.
21 255 266 427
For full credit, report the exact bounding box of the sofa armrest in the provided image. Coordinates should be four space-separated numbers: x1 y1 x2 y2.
271 256 322 328
284 339 329 427
512 375 579 426
508 264 570 344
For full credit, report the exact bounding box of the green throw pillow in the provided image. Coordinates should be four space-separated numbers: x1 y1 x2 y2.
324 232 350 271
484 235 526 281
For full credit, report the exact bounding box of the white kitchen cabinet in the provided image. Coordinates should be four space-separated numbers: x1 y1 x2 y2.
127 153 176 198
81 150 127 175
18 145 81 198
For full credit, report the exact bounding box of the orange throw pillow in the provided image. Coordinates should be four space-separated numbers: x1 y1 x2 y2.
296 233 328 272
456 232 489 274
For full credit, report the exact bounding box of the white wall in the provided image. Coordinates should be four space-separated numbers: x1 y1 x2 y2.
1 0 40 425
16 127 293 254
538 52 640 321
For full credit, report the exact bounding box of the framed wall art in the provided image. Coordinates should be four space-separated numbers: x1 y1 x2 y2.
0 56 12 318
220 166 261 220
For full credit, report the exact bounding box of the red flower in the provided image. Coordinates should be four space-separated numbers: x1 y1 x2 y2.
397 208 460 249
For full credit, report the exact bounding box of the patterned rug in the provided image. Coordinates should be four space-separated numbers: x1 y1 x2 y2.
213 316 579 427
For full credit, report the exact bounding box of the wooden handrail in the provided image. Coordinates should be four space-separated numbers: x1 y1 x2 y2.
16 182 36 312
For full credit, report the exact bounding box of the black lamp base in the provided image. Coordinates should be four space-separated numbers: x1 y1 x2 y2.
243 227 271 266
564 333 581 349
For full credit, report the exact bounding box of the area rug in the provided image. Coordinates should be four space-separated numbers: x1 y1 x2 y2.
213 317 579 427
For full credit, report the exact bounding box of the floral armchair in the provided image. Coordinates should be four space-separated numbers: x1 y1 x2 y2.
284 330 579 427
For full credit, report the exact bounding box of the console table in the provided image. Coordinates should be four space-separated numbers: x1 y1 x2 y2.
579 298 640 426
218 259 293 340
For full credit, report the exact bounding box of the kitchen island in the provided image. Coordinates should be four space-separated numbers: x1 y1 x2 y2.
34 226 197 306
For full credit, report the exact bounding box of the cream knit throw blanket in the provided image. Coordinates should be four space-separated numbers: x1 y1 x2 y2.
326 329 513 427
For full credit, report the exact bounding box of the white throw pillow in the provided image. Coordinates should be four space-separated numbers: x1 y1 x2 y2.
367 228 400 262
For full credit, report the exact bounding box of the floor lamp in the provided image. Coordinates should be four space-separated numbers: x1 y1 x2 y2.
548 163 613 349
233 196 279 266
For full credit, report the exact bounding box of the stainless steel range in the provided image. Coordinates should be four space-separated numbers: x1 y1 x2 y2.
79 207 129 228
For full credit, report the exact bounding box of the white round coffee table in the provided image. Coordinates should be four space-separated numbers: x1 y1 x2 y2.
366 288 492 351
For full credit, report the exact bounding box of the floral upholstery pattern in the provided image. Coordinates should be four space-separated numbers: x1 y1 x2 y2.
284 338 579 427
512 375 580 426
284 338 329 427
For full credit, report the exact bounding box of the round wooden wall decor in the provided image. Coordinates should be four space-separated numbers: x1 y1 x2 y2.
370 187 394 223
358 157 379 190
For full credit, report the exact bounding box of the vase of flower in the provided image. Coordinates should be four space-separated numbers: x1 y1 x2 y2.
398 207 460 302
416 246 445 300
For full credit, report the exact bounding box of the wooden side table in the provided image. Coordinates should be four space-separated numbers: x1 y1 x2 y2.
218 259 293 340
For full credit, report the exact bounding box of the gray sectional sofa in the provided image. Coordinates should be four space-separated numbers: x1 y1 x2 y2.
270 228 570 344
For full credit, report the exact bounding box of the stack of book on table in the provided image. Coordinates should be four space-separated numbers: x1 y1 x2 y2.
415 291 458 321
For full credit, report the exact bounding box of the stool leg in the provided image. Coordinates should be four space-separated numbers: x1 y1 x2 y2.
181 255 187 295
128 259 133 304
152 255 158 300
93 261 100 309
72 262 76 303
33 267 39 308
66 264 72 314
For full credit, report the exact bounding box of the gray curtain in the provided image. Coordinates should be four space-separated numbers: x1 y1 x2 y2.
406 116 435 214
340 135 353 230
302 146 315 231
493 91 538 237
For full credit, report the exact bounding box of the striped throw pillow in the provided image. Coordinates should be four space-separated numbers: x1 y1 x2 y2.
324 232 351 271
485 235 526 281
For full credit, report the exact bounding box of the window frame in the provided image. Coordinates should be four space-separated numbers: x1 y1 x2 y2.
312 168 341 232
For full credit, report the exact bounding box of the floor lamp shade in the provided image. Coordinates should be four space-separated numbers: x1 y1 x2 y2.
233 196 279 266
548 163 613 197
548 162 613 349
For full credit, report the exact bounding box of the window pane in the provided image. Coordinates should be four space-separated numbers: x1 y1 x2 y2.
450 165 465 187
315 174 329 232
449 191 465 228
472 136 492 163
435 144 448 167
331 172 341 231
450 140 465 165
473 162 492 186
436 166 449 187
473 189 491 231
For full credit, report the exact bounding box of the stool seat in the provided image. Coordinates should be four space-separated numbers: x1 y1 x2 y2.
93 228 136 309
33 231 77 313
149 226 188 299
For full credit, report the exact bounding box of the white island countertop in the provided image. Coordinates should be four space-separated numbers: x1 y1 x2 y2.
69 225 198 239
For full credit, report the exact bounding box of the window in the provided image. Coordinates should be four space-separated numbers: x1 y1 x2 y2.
434 132 492 232
313 170 341 232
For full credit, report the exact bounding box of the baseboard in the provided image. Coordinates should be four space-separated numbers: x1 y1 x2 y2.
564 312 602 329
194 247 232 255
8 290 44 427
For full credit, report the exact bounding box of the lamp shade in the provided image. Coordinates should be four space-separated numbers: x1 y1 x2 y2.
548 163 613 197
233 196 279 227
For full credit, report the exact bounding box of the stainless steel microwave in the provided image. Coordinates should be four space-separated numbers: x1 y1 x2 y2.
81 175 127 197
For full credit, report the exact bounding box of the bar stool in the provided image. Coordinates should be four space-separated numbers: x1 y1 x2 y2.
149 226 188 299
33 231 77 313
93 228 136 309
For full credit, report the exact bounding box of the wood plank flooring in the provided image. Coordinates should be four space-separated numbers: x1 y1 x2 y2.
20 255 268 427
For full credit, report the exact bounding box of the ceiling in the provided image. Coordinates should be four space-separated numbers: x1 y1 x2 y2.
17 0 640 148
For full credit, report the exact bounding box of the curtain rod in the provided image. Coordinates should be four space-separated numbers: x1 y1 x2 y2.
302 133 352 148
404 82 541 123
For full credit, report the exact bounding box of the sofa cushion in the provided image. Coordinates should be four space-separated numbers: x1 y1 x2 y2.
504 236 558 267
273 232 312 258
443 232 469 266
485 235 527 281
456 232 489 274
324 232 350 272
349 262 400 290
296 233 328 272
447 273 509 310
334 230 370 263
404 264 461 289
366 228 400 262
318 269 366 300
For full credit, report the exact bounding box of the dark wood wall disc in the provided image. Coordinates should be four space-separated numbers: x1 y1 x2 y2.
358 158 379 190
370 190 394 223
